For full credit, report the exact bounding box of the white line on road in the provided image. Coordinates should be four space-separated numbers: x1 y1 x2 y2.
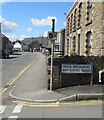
0 105 7 114
8 116 18 119
12 105 23 113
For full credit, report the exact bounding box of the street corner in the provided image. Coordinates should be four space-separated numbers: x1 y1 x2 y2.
9 88 58 104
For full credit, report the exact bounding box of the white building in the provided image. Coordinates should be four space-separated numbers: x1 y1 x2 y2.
54 29 65 55
13 41 22 52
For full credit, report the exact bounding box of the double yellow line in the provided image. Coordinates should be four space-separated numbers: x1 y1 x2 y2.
14 101 60 107
13 100 104 107
0 61 34 94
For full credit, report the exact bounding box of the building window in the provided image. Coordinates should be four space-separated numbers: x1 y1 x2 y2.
78 2 82 28
73 9 77 31
67 39 69 54
86 31 92 56
78 34 80 55
70 14 73 33
66 18 70 36
86 0 92 22
73 36 76 52
88 0 93 7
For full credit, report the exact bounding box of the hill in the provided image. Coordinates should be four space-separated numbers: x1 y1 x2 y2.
22 37 48 47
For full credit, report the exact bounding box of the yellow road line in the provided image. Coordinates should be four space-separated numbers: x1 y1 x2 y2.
13 101 60 107
0 88 2 91
48 75 52 79
13 101 60 105
1 88 8 93
47 66 51 70
13 100 104 107
18 103 59 107
0 61 34 94
9 62 33 86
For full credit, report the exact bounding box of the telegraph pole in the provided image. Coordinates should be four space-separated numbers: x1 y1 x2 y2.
50 19 55 91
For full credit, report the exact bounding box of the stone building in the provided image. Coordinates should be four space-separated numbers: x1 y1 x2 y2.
28 41 40 52
0 23 1 50
65 1 104 56
2 34 12 50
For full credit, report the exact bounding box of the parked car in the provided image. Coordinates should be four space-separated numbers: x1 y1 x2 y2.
8 49 12 54
2 49 9 58
0 50 2 59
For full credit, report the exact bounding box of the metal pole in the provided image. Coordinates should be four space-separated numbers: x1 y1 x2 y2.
0 23 1 33
91 65 93 85
60 72 62 88
50 19 55 91
50 39 54 90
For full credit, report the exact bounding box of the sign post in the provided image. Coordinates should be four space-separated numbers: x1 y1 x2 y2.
50 39 54 91
91 65 93 85
50 19 55 91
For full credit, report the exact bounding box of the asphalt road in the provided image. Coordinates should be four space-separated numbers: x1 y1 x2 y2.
2 104 103 119
1 52 38 113
0 52 103 119
2 52 37 87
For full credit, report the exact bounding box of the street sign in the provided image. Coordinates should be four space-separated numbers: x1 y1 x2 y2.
48 32 57 39
62 64 92 74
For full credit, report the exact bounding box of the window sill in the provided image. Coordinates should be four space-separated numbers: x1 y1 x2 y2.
73 29 76 32
85 20 92 26
77 26 81 30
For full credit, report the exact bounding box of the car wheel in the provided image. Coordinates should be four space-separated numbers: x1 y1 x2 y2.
7 55 9 58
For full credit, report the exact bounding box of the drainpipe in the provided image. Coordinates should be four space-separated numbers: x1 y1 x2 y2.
99 70 104 82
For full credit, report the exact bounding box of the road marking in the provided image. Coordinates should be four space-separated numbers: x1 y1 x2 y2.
8 116 18 119
48 75 52 79
0 105 7 114
12 105 23 113
9 62 33 86
0 88 8 93
13 101 60 107
47 66 51 70
13 100 104 107
0 61 34 94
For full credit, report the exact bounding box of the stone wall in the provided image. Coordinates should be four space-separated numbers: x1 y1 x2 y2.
60 56 104 88
47 56 104 90
47 58 61 90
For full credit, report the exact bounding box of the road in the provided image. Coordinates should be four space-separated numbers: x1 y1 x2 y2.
0 52 103 119
2 52 37 87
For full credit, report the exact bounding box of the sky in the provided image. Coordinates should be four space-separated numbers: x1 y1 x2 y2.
0 1 74 41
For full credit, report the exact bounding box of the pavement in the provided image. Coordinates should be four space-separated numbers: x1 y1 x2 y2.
56 84 104 101
9 52 104 103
